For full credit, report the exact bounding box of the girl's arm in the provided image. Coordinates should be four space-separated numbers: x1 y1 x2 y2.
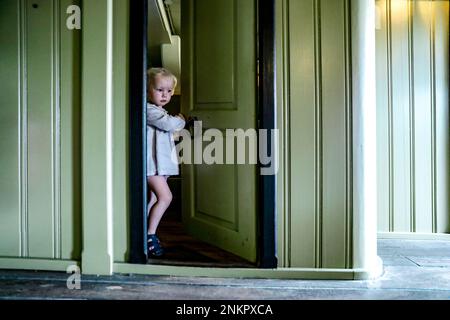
147 105 185 132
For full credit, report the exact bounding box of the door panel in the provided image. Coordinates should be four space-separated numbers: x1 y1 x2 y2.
181 0 257 262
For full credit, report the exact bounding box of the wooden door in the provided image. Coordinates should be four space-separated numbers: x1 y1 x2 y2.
180 0 257 263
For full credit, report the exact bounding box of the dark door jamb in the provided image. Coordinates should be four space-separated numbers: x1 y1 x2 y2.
129 0 148 264
258 0 277 268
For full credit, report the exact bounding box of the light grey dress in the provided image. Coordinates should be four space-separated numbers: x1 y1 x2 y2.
146 103 185 176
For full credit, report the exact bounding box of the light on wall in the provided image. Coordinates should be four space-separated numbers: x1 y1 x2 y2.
376 0 415 30
417 0 432 21
391 0 409 24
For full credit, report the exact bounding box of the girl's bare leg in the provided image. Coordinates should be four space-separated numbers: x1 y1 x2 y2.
147 190 157 217
147 175 172 235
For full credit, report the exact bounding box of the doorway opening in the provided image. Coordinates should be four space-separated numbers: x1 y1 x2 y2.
130 0 276 269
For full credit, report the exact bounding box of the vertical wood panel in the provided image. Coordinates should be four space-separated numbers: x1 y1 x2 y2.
391 0 412 232
321 0 349 268
52 0 61 259
434 0 450 233
376 0 391 232
343 0 352 270
407 0 415 232
0 0 81 260
26 0 55 258
288 0 317 268
430 0 437 233
19 0 29 258
60 0 81 260
275 0 289 267
0 0 21 256
313 0 323 268
412 0 433 232
287 0 351 268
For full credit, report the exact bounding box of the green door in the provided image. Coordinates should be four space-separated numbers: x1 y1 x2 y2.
180 0 257 263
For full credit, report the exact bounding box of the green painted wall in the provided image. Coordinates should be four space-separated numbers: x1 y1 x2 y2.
376 0 450 234
0 0 81 261
276 0 353 269
0 0 21 257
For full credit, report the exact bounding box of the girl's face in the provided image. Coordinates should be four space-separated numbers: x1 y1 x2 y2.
148 75 174 107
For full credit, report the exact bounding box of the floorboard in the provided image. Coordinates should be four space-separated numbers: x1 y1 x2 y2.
147 218 255 268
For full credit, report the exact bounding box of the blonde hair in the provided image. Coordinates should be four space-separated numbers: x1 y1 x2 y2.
147 67 177 89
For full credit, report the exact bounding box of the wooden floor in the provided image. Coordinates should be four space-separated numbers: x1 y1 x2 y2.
147 218 255 268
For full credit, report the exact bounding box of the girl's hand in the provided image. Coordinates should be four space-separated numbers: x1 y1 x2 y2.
177 113 186 121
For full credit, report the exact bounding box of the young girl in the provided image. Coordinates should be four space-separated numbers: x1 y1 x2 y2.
146 68 185 257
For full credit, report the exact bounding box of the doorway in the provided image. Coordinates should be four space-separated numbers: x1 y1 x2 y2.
130 0 277 268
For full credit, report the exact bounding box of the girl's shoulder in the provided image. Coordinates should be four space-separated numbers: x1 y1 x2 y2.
147 103 169 116
147 103 165 110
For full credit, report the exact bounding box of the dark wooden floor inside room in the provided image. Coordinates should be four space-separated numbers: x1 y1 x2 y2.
147 215 255 268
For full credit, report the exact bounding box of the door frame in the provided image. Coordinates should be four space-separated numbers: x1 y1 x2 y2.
257 0 277 268
129 0 277 267
129 0 148 264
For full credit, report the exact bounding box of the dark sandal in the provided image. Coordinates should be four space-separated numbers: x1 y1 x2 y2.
147 234 164 257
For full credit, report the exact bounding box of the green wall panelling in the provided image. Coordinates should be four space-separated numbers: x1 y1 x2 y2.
287 0 317 268
412 0 433 232
0 0 81 261
0 0 22 257
434 1 450 233
27 0 57 258
319 0 351 269
376 0 450 234
60 0 81 260
279 0 352 269
376 0 390 233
